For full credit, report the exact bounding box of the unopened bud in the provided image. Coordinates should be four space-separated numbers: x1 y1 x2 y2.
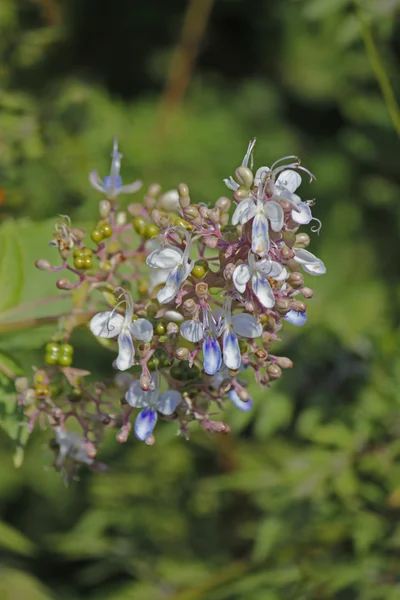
282 231 296 248
199 205 210 219
295 233 310 248
116 424 131 443
215 197 231 212
175 347 189 360
116 211 127 226
137 342 151 357
235 166 254 188
276 356 293 369
99 199 111 218
84 442 97 460
288 272 304 287
290 300 307 312
300 287 313 299
275 298 291 314
209 208 220 223
140 374 151 391
255 349 268 363
151 209 170 229
237 388 249 402
224 263 236 281
204 236 218 248
262 332 274 348
148 183 162 198
182 299 197 316
195 282 208 299
233 187 250 202
264 316 276 332
164 310 184 323
56 278 74 290
178 183 190 208
15 377 29 393
166 322 179 336
159 189 179 211
280 246 295 260
35 259 53 271
183 206 200 220
145 434 156 446
267 364 282 379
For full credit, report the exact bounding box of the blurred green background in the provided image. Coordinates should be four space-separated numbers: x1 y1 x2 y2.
1 0 400 598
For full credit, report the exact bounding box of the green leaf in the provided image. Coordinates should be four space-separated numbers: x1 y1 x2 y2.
0 220 24 312
0 387 30 468
0 521 36 556
252 517 283 563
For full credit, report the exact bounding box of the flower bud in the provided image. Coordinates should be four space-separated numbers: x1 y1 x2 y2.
300 287 313 299
144 195 156 211
175 347 189 361
275 298 291 314
140 373 151 391
266 364 282 380
262 332 274 348
237 387 250 402
224 263 235 281
164 310 184 323
199 206 210 219
295 233 310 248
276 356 293 369
288 272 304 287
145 434 156 446
195 282 208 299
235 166 253 188
146 303 159 318
116 424 131 443
215 197 231 212
233 187 249 202
84 441 97 460
282 231 296 248
183 206 200 220
178 183 190 208
159 189 179 211
99 200 111 218
116 211 127 226
182 299 197 316
166 322 179 337
290 300 307 312
264 316 276 332
148 183 162 198
15 377 29 393
255 349 268 364
204 236 218 248
56 278 74 290
151 209 170 229
35 259 53 271
280 246 295 260
209 208 220 223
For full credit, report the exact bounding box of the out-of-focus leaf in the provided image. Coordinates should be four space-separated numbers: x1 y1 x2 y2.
0 220 24 312
252 517 283 563
0 568 51 600
0 521 36 555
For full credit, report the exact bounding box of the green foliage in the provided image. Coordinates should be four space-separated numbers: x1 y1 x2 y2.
1 0 400 598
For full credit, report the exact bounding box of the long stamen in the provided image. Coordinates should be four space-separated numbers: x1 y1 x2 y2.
311 218 322 234
270 155 298 171
242 138 257 168
113 287 134 324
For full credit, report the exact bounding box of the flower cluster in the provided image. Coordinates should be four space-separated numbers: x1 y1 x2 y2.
17 138 325 478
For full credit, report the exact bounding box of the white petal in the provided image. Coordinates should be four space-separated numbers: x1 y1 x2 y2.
203 333 222 375
157 265 182 304
223 176 240 191
251 273 275 308
118 180 143 194
222 327 241 370
251 213 269 256
232 313 262 338
157 390 182 415
134 407 157 441
89 171 105 193
233 264 251 294
232 198 256 225
228 389 253 412
291 202 312 224
149 268 171 293
264 200 284 232
131 318 153 342
146 247 183 269
180 320 204 342
294 249 326 275
126 380 151 407
116 328 134 371
277 169 302 193
90 311 123 338
254 166 270 187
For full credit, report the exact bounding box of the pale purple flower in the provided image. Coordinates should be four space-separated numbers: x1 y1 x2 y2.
89 138 142 199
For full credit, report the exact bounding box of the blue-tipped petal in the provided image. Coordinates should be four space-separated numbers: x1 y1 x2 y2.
284 310 307 326
222 327 241 370
203 333 222 375
116 328 135 370
251 213 269 256
157 265 182 304
228 389 253 412
104 175 122 192
134 407 158 441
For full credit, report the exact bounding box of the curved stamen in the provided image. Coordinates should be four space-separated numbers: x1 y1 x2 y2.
113 287 134 324
270 155 298 171
242 138 257 169
310 218 322 234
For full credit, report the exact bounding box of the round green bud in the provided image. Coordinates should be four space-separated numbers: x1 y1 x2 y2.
239 339 248 354
235 166 254 188
60 343 73 356
83 257 93 269
91 229 103 243
73 248 84 258
133 217 148 236
45 342 60 355
74 257 85 269
58 354 73 367
144 223 160 239
82 247 93 257
295 233 311 248
174 218 194 232
45 353 59 365
146 303 159 318
155 321 166 336
101 223 113 238
192 260 208 279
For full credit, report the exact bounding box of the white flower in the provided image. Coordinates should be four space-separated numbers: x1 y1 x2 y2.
219 298 262 370
208 366 253 412
90 289 153 371
293 248 326 275
54 428 93 468
232 196 284 256
180 308 222 375
233 252 287 308
126 373 182 441
89 138 142 199
146 228 194 304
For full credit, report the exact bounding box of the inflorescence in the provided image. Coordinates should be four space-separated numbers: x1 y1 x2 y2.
17 138 326 480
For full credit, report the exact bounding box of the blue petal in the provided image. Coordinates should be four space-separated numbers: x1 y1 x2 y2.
203 333 222 375
222 327 241 370
284 310 307 326
228 389 253 412
134 407 158 441
104 175 122 191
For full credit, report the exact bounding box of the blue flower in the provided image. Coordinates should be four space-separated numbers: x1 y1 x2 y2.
284 310 307 326
89 138 142 199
